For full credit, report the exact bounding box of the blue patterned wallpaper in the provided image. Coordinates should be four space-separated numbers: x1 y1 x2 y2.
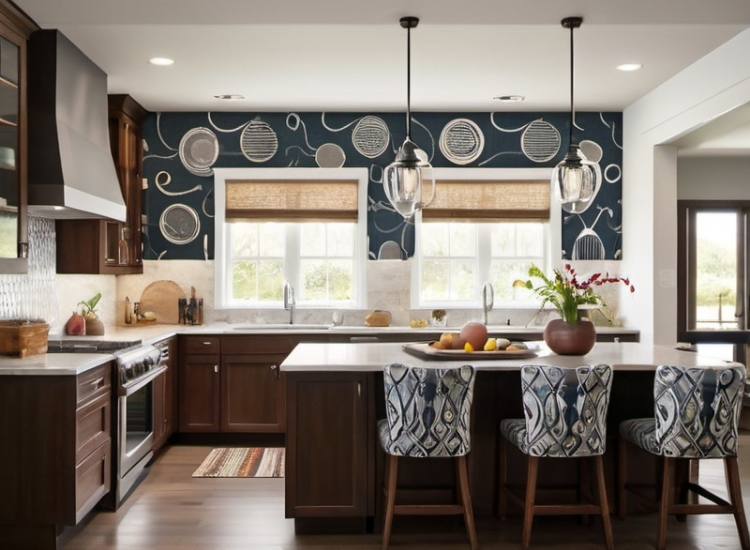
141 111 623 261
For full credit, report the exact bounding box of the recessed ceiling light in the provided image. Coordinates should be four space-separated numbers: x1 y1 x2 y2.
617 63 642 72
213 94 245 100
494 95 525 102
149 57 174 66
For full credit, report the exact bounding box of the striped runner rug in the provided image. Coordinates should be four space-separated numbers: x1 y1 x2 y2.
192 447 285 478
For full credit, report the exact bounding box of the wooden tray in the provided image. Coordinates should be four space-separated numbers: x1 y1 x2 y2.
402 342 537 361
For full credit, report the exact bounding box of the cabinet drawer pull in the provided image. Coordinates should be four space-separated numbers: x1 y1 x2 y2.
203 341 213 346
270 364 277 370
87 377 105 389
214 365 219 373
357 382 361 398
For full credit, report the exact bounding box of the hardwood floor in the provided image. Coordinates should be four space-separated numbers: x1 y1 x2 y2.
60 443 750 550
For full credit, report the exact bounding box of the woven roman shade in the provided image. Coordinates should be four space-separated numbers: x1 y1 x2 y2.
225 179 359 221
423 180 550 221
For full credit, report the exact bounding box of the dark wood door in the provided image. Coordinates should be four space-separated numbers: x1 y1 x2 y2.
221 354 286 433
285 372 370 518
179 354 221 432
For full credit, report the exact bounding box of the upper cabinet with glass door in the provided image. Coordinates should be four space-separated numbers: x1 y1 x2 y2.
0 2 35 273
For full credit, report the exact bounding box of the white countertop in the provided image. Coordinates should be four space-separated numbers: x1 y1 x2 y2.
0 352 114 375
280 341 738 372
2 322 641 376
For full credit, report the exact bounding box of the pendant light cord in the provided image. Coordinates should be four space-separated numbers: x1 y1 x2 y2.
406 24 412 140
569 23 575 147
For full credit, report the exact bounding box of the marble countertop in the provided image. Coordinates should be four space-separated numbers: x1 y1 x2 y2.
280 341 738 372
0 352 115 375
1 322 641 376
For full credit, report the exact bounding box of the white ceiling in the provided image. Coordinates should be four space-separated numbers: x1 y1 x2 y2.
12 0 750 114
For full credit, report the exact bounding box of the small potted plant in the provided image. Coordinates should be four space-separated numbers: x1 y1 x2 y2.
78 293 105 336
525 264 634 355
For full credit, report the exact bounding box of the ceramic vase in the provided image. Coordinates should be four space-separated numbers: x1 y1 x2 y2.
84 316 105 336
543 318 596 355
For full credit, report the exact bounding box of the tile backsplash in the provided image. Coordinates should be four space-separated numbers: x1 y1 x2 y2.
0 216 57 323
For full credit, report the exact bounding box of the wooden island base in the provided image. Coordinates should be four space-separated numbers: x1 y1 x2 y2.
285 368 666 534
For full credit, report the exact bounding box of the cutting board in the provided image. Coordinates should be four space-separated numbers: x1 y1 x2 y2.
139 280 186 325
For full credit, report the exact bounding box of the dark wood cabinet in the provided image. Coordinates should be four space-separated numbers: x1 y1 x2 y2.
56 94 147 274
179 335 291 434
0 362 113 549
285 372 372 520
221 353 286 432
153 336 177 452
179 347 221 432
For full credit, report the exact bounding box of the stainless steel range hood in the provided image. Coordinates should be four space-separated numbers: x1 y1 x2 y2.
26 29 126 221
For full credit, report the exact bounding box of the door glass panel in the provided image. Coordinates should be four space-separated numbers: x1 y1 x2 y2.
694 211 738 330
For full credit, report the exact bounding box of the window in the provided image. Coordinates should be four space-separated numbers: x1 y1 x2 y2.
413 169 554 308
417 221 548 306
678 201 749 336
214 168 368 309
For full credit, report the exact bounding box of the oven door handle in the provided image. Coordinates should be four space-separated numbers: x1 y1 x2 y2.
118 365 168 396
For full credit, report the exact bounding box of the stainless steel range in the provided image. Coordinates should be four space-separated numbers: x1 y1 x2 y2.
112 344 167 505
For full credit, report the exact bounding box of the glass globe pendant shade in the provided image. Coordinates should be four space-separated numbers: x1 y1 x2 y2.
552 145 602 214
384 138 436 219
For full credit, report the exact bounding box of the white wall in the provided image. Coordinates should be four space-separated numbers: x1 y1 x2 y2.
678 157 750 200
622 29 750 346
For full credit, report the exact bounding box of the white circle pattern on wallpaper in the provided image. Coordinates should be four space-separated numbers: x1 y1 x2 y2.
179 127 219 176
240 118 278 163
159 203 201 245
352 116 390 158
578 139 603 163
315 143 346 168
604 163 622 183
439 118 484 165
521 120 561 163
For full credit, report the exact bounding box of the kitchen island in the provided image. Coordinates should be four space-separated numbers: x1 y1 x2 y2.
280 341 738 533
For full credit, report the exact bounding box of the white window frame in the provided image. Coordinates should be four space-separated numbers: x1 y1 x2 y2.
411 168 559 309
214 168 369 310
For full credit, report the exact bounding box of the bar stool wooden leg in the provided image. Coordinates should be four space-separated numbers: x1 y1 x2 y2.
522 456 539 550
617 436 628 520
675 459 689 522
725 456 750 550
593 455 614 550
456 455 479 550
657 456 675 550
498 435 508 520
579 457 591 525
382 454 399 550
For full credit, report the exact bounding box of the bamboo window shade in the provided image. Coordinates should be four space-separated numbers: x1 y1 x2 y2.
225 180 359 221
422 180 550 221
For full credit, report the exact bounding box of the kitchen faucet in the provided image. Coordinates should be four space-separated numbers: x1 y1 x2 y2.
283 281 295 325
481 281 494 325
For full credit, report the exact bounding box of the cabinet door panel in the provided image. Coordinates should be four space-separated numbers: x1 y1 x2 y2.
179 354 221 432
221 354 286 432
286 373 368 517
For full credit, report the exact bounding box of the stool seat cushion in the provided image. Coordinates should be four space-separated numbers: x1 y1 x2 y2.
620 418 660 455
499 418 529 454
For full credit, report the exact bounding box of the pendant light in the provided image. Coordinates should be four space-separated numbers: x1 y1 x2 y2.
384 16 436 220
552 17 601 214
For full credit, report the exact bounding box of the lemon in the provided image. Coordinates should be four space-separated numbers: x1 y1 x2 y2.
483 338 497 351
464 342 474 352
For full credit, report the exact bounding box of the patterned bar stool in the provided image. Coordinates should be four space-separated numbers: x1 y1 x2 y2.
378 363 478 550
618 365 750 550
499 364 614 550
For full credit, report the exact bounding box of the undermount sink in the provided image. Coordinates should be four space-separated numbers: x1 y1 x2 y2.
229 323 331 331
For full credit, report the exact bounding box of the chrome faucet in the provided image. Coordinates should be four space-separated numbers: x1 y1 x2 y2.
283 281 295 325
481 281 494 325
